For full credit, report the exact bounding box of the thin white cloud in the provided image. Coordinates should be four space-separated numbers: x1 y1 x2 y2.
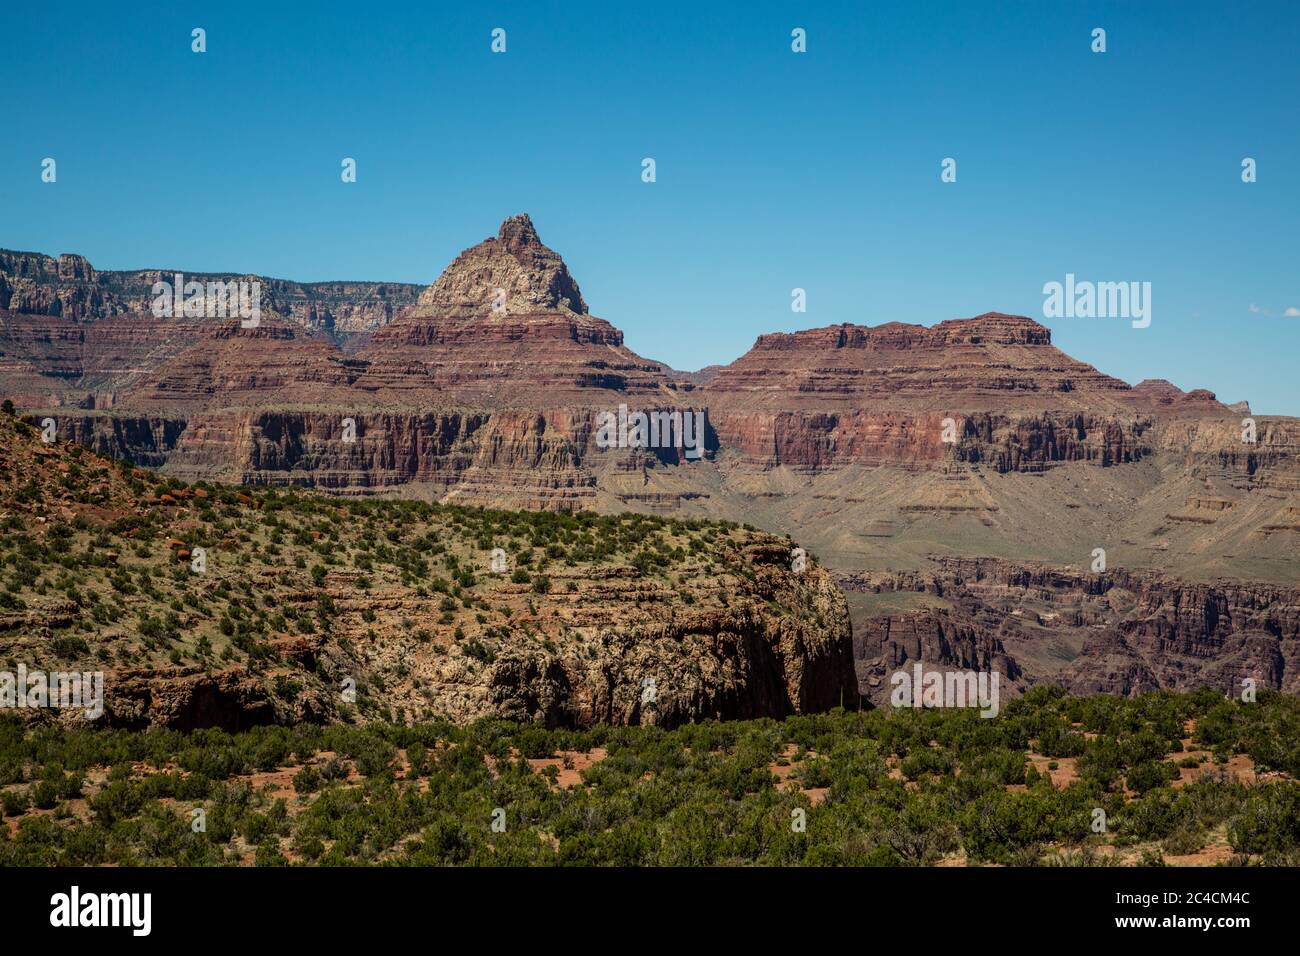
1285 307 1300 317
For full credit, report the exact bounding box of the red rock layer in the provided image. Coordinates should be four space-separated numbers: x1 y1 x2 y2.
1 218 1292 505
0 250 420 335
841 558 1300 703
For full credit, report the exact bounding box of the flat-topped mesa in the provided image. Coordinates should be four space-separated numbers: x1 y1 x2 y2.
704 311 1136 416
700 310 1164 473
748 313 1054 353
0 250 99 286
413 213 590 318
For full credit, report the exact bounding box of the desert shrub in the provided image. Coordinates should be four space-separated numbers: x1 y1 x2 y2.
1228 785 1300 855
293 765 322 794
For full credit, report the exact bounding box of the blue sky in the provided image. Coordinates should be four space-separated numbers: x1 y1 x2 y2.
2 1 1297 412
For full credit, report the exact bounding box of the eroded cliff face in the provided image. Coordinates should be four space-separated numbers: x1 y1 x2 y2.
705 408 1154 473
106 650 332 732
853 605 1027 705
0 412 855 731
1154 417 1300 491
92 550 857 731
53 415 188 468
0 250 420 335
430 543 857 728
697 312 1244 475
840 558 1300 705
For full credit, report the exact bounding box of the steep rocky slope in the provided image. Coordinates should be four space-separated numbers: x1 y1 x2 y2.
840 558 1300 705
0 410 855 731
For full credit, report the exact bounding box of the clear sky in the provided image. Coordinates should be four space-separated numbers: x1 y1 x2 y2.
2 1 1297 413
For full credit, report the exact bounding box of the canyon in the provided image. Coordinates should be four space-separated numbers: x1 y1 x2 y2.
0 410 856 730
841 558 1300 707
2 213 1297 717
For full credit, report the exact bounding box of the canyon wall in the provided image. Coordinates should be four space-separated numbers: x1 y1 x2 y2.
840 558 1300 704
0 249 421 335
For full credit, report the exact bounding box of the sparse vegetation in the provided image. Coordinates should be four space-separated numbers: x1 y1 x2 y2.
1 687 1298 866
0 412 783 723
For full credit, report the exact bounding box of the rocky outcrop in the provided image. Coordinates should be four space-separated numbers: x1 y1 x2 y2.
105 668 291 732
839 558 1300 702
481 545 857 728
1132 378 1229 412
0 411 856 730
415 214 588 316
853 605 1026 706
80 553 856 731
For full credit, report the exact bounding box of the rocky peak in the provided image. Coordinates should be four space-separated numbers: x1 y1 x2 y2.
497 213 542 250
415 213 588 317
57 253 95 281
